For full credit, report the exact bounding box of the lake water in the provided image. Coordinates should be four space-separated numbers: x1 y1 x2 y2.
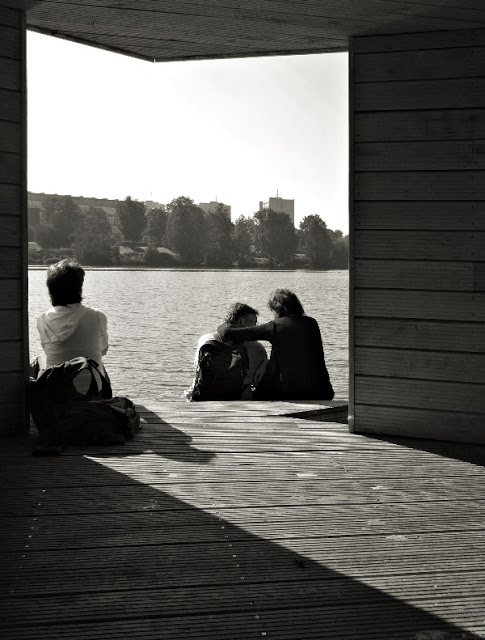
28 269 349 401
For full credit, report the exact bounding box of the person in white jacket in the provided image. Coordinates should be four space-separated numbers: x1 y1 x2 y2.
35 260 109 381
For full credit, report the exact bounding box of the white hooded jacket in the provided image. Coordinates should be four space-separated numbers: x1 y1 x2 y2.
37 303 108 370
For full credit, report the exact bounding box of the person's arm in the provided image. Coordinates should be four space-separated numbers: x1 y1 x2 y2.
36 316 46 348
217 320 274 344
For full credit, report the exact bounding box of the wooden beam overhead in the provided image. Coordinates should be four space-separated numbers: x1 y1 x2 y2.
25 0 485 62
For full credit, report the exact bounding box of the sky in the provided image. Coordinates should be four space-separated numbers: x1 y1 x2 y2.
27 32 349 233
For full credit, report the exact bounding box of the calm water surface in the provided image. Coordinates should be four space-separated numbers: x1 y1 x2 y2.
29 269 349 401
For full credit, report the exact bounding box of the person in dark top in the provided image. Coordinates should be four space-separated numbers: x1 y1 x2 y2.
218 289 334 401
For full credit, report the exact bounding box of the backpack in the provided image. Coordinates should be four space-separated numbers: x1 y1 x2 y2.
190 340 249 401
29 357 141 453
57 396 141 446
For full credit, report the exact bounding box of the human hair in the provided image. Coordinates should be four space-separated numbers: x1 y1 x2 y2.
268 288 305 317
223 302 259 326
46 259 85 307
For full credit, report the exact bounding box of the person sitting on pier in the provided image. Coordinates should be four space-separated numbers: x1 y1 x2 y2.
32 259 109 393
186 302 267 401
218 289 334 401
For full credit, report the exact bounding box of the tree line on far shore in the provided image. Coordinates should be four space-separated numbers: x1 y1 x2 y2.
29 194 349 269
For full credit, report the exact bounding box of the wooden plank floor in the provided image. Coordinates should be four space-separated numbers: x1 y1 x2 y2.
1 399 484 639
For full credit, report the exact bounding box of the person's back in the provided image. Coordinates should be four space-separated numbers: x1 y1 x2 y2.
192 339 250 401
33 259 109 394
38 303 108 370
218 289 334 401
186 302 267 401
268 315 332 399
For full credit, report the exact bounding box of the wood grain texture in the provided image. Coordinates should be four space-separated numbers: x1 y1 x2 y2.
355 171 485 200
6 501 485 548
349 36 356 444
0 24 20 58
0 183 21 216
1 400 485 640
0 215 21 246
355 289 485 322
0 278 22 308
0 371 22 402
0 56 20 91
0 310 22 341
24 2 485 61
352 403 485 442
355 77 485 112
0 86 20 120
355 109 485 143
0 16 27 437
0 6 20 29
355 259 478 291
0 402 22 433
2 572 485 628
355 46 485 83
355 140 485 171
355 317 485 353
355 375 485 413
0 338 23 370
355 346 485 384
0 121 21 154
354 230 485 261
352 27 485 442
354 201 485 230
0 150 21 184
354 25 485 53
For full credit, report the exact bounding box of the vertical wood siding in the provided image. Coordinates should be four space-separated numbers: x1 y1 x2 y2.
350 28 485 444
0 6 27 435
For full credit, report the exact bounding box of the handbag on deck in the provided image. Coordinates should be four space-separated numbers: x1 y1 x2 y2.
29 357 141 453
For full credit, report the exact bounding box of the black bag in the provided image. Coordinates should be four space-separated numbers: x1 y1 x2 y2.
29 357 141 452
190 340 249 401
59 396 141 446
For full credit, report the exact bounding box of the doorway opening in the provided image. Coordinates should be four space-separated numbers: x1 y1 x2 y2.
27 33 349 401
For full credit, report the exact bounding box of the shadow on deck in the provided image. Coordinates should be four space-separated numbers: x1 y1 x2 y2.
0 400 484 639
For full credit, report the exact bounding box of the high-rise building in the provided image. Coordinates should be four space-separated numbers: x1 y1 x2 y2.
144 201 166 212
198 201 231 218
259 196 294 225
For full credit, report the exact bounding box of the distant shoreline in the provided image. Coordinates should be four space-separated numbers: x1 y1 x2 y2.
28 265 348 273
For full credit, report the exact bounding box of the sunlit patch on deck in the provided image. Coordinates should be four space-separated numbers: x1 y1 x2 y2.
1 400 484 638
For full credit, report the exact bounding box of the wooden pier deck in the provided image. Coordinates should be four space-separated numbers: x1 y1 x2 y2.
1 399 484 639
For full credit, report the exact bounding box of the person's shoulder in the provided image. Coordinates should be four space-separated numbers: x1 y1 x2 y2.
37 305 54 318
301 314 320 329
274 316 295 327
198 332 219 347
276 315 318 328
36 306 54 326
302 315 323 339
84 305 107 319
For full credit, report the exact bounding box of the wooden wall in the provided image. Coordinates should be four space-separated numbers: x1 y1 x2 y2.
350 28 485 444
0 5 28 436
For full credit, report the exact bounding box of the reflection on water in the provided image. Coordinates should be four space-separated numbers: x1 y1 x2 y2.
29 268 348 400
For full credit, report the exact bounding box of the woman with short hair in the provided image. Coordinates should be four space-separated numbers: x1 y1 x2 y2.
218 288 334 400
35 259 109 374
